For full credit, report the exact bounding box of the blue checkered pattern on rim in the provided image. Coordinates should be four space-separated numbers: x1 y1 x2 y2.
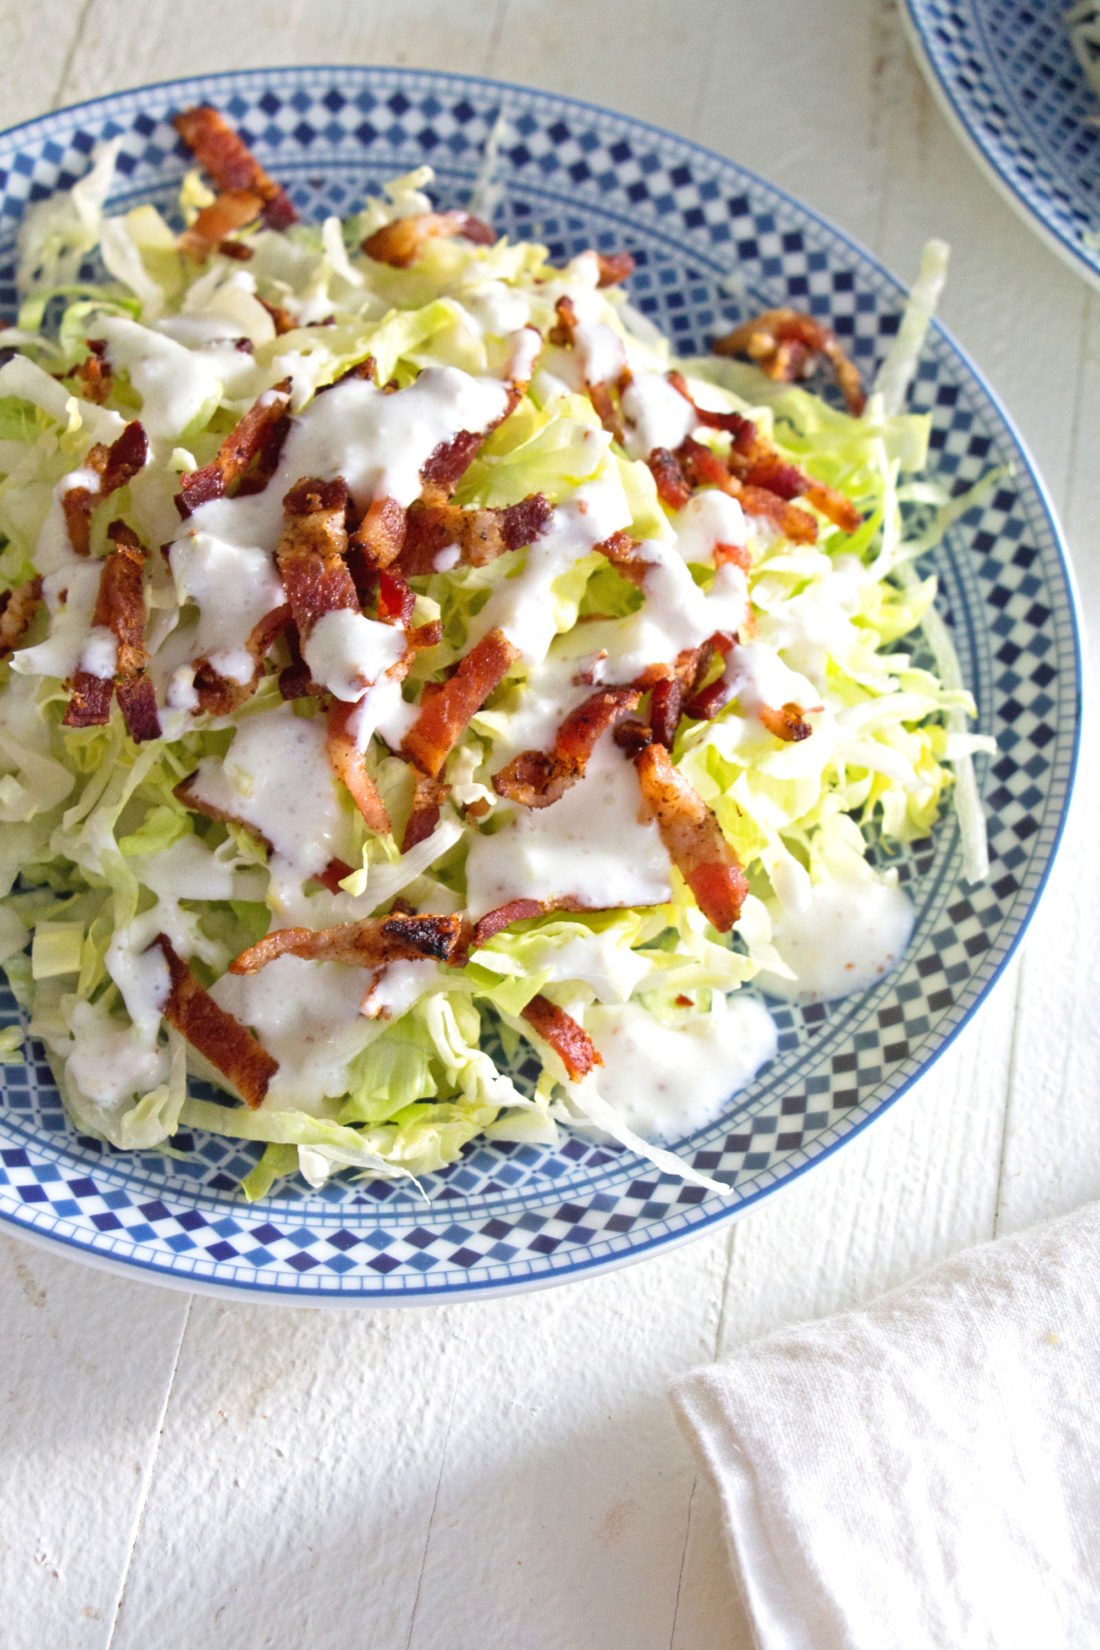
905 0 1100 286
0 67 1081 1302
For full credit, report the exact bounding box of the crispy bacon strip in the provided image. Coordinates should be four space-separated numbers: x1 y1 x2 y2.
594 251 635 288
520 995 602 1080
349 495 406 571
419 428 487 498
758 701 814 742
361 211 495 268
549 295 630 442
647 447 693 510
633 742 748 932
649 675 682 748
402 628 518 778
177 379 292 514
174 106 297 230
0 577 42 657
154 934 277 1108
230 912 467 975
61 420 148 557
667 372 861 533
402 772 450 852
712 307 866 416
400 492 552 575
72 339 111 404
276 476 360 644
63 522 160 741
493 685 640 808
179 188 263 261
676 437 818 545
325 698 392 835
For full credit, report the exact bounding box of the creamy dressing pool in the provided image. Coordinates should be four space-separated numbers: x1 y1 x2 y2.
756 875 916 1003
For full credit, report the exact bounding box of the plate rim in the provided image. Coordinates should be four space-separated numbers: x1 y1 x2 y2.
0 63 1084 1304
901 0 1100 291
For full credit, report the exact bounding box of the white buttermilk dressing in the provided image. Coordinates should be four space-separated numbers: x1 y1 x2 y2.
300 609 406 702
671 490 747 565
211 956 374 1110
596 550 749 682
12 562 102 681
169 532 285 684
573 319 627 385
97 315 251 441
465 739 671 920
185 704 350 884
77 625 118 680
573 995 777 1141
756 875 916 1003
621 372 697 459
347 668 417 752
362 959 441 1020
66 999 169 1109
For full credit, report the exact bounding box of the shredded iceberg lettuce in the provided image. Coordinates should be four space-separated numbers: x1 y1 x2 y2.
0 128 992 1197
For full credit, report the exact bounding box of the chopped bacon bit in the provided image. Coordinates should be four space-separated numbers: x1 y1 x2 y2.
174 106 297 230
548 294 578 349
715 542 752 571
154 934 277 1108
520 995 602 1080
612 717 653 756
349 495 406 570
62 420 148 556
402 628 518 778
408 619 443 653
400 491 551 575
180 188 263 262
230 912 467 975
314 858 355 894
72 339 111 404
665 369 754 439
320 354 378 392
63 520 160 742
420 429 485 497
649 675 683 748
634 742 748 932
675 437 819 544
647 447 692 510
402 771 450 851
758 701 814 743
472 898 547 945
326 698 392 835
587 378 625 444
193 602 292 716
178 379 292 515
0 576 42 658
258 295 296 335
712 307 866 416
275 477 363 660
218 240 254 262
548 294 630 440
378 567 415 626
362 211 495 268
595 251 636 288
593 528 647 586
683 633 737 721
493 685 640 808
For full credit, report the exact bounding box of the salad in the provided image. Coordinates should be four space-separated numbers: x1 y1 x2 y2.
0 107 992 1197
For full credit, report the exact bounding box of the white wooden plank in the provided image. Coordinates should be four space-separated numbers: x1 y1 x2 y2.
405 1237 731 1650
0 1236 188 1650
2 0 89 127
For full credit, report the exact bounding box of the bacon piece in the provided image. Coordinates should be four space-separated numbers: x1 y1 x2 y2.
230 912 467 975
649 675 682 748
0 576 42 657
647 447 693 511
548 295 630 441
493 685 640 808
361 211 495 268
174 106 297 230
676 437 818 544
402 628 518 778
192 602 291 716
472 898 548 945
275 476 360 643
683 633 737 721
594 251 635 288
180 188 263 261
419 429 486 498
153 934 277 1108
177 379 292 514
634 742 748 932
63 521 160 741
61 420 148 556
376 568 413 626
325 698 392 835
402 772 450 852
400 492 552 575
348 495 406 570
758 701 813 742
72 339 111 404
712 307 866 416
520 995 602 1080
593 528 648 587
314 858 355 894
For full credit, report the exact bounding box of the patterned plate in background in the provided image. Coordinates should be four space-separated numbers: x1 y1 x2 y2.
904 0 1100 287
0 67 1081 1302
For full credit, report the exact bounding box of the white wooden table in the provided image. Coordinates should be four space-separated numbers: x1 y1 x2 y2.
2 4 1097 1647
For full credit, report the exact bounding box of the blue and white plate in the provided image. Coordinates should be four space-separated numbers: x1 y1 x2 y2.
904 0 1100 287
0 67 1081 1303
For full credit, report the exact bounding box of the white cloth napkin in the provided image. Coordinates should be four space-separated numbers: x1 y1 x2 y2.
670 1202 1100 1650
